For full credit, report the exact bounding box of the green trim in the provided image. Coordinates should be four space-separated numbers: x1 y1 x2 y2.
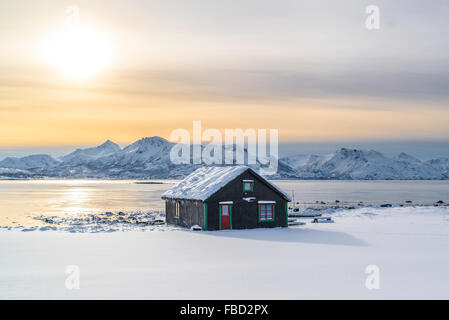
204 203 208 231
230 205 233 230
243 181 253 192
258 203 275 222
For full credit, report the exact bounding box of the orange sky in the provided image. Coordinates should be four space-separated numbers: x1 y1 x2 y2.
1 1 448 148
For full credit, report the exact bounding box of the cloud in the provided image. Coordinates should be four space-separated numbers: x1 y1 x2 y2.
108 66 449 107
1 0 449 146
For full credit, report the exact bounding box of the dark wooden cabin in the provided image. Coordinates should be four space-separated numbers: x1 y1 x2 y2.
162 166 291 230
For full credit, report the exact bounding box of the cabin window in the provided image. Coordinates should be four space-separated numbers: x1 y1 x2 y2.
221 205 229 216
243 180 254 192
258 203 275 222
174 201 180 218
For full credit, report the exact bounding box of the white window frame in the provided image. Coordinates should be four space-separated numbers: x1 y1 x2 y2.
258 201 275 222
243 180 254 192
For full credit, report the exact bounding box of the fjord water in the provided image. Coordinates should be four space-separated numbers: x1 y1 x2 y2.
0 179 448 226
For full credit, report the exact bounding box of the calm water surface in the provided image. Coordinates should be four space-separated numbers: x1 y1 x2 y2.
0 180 448 225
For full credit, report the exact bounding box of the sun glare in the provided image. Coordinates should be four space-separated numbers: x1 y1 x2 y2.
46 27 113 79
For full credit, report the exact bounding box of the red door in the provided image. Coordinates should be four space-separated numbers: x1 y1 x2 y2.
220 204 231 230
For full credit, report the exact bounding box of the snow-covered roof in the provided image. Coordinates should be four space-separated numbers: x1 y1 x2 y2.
162 166 291 201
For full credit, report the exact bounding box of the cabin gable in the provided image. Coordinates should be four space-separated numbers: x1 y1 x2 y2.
205 170 287 230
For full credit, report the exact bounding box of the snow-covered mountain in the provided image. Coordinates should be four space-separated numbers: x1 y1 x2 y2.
87 136 177 178
0 154 60 170
94 137 172 166
426 158 449 175
60 140 121 165
280 148 447 180
1 140 448 180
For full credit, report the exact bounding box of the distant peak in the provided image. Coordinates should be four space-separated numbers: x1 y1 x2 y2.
137 136 169 144
337 148 362 155
100 139 116 146
98 140 120 149
338 147 362 153
335 148 384 159
395 152 419 162
397 152 412 158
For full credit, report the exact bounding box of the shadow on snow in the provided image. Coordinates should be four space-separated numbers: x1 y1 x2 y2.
201 227 368 247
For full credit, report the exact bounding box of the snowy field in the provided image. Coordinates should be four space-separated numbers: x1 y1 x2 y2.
1 206 449 299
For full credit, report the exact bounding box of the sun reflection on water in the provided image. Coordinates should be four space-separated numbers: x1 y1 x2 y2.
60 186 93 215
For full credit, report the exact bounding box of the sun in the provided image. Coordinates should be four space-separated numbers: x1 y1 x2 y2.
46 25 113 79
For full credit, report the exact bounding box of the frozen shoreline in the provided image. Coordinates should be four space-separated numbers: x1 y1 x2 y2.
0 203 447 232
1 179 448 228
1 206 449 299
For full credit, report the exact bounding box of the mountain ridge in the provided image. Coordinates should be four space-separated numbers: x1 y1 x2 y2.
1 139 448 180
59 140 121 165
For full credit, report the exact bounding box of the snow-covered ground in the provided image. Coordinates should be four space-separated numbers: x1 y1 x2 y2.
1 206 449 299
